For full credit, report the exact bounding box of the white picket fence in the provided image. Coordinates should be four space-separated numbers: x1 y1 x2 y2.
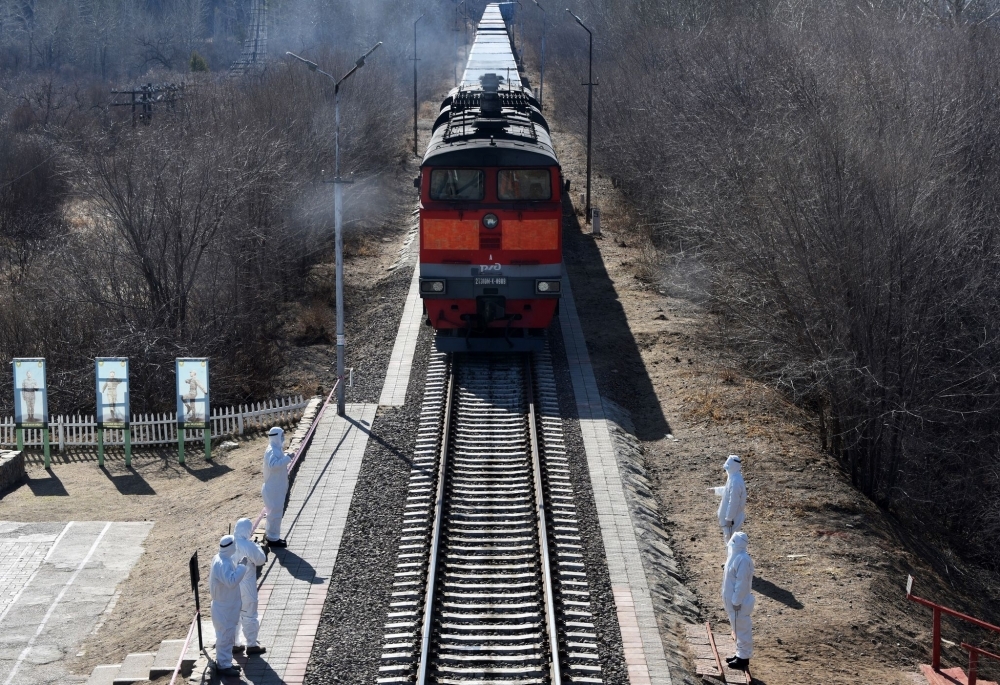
0 396 307 450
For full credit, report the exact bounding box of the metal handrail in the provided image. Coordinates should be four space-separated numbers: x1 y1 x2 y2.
526 356 562 683
907 575 1000 673
416 361 454 684
251 380 341 533
168 610 200 685
962 643 1000 685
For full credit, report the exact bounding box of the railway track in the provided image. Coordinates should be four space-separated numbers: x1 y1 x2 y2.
378 350 604 685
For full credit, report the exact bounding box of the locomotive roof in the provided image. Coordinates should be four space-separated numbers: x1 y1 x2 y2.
422 4 559 169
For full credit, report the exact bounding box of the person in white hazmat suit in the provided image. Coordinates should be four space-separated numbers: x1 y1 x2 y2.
262 427 292 547
232 518 268 655
721 531 756 670
708 455 747 544
209 535 249 677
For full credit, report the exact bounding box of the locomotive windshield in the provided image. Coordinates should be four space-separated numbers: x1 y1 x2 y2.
498 169 552 201
430 169 485 201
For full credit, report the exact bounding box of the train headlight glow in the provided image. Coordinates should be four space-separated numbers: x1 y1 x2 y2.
535 280 561 294
420 280 446 294
482 213 499 229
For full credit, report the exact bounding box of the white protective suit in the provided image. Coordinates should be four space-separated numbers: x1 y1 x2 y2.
233 518 267 648
712 455 747 543
721 531 756 660
261 427 292 542
209 535 249 670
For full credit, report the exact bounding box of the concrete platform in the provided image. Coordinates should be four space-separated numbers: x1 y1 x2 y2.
0 521 152 685
111 652 155 684
559 277 672 685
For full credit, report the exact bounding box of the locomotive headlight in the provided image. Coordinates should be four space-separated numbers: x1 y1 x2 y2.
535 280 561 294
420 279 446 294
482 213 499 229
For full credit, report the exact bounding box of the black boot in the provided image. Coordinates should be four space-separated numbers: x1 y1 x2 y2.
729 657 750 670
725 654 739 664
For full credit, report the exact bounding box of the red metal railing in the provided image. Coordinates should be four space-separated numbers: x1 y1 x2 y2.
169 610 200 685
962 643 1000 685
906 574 1000 677
251 381 340 533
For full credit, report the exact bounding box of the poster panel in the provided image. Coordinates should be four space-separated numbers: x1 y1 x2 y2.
96 358 129 428
12 358 47 428
176 358 209 428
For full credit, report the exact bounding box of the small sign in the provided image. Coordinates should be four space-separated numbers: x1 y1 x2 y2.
12 358 47 428
176 358 209 428
96 358 129 428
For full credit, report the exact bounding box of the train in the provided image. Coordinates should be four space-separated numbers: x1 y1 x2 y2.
417 3 562 352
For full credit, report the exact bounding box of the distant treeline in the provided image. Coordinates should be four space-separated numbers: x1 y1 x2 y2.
0 0 472 415
545 0 1000 567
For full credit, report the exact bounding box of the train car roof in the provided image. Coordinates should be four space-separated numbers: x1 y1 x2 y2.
423 3 558 168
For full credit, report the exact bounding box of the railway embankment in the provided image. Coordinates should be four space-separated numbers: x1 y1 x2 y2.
545 114 1000 684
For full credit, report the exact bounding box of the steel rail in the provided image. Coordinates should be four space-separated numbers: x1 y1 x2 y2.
526 355 563 684
416 357 455 684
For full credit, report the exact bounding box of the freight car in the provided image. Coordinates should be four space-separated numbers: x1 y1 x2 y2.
417 3 562 352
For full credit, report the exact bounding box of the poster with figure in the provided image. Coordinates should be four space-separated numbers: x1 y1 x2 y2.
176 358 209 428
96 358 129 428
13 358 47 428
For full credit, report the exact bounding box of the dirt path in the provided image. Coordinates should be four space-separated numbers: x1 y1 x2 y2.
548 121 1000 684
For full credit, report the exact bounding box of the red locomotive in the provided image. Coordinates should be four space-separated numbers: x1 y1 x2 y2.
417 4 562 352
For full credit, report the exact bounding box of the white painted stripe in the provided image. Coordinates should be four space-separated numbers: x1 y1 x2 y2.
43 520 74 562
379 263 423 407
0 521 74 628
3 522 112 685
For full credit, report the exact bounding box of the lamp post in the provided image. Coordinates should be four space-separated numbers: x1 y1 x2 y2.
287 42 382 416
567 9 594 223
453 0 460 86
532 0 546 107
413 13 424 157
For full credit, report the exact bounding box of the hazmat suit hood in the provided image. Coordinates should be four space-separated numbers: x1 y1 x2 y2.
234 518 253 540
728 531 749 555
723 455 742 475
219 535 237 559
267 427 284 453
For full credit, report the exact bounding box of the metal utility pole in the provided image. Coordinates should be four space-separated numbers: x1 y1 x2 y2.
533 0 546 107
287 42 383 416
568 9 594 223
413 13 424 157
453 0 460 86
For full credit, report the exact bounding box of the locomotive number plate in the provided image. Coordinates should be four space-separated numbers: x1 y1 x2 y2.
475 277 507 286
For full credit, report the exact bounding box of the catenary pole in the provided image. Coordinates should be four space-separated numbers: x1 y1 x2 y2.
533 0 546 107
568 9 594 223
414 14 424 157
286 42 382 416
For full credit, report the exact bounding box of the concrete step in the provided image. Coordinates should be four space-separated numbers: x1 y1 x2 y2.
149 639 200 679
111 652 155 684
85 665 120 685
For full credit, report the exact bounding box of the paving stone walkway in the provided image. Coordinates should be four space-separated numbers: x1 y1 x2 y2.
379 260 422 408
559 278 672 685
234 403 377 685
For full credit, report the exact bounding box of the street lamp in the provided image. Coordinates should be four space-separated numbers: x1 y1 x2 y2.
287 42 382 416
413 14 424 157
567 9 594 223
532 0 546 107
